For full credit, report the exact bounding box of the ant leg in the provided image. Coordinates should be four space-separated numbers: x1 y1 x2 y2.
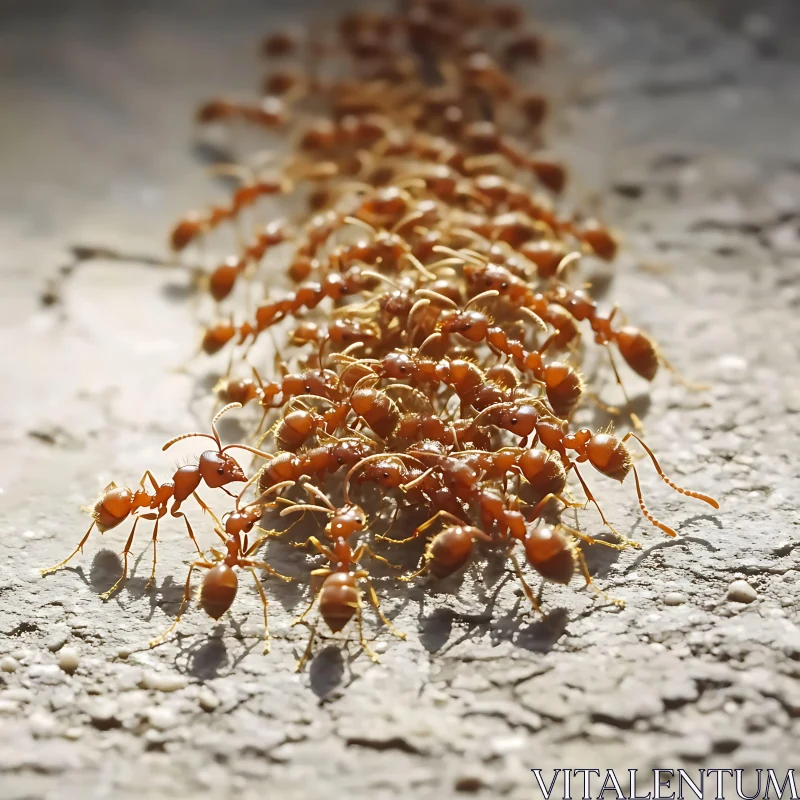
291 569 329 627
146 512 166 587
559 522 631 551
355 590 380 663
141 470 160 491
621 433 719 509
296 618 318 672
383 509 462 546
630 465 677 538
575 546 625 607
149 561 212 647
571 464 639 548
247 567 272 654
508 551 542 614
172 510 204 556
99 516 144 599
361 545 403 570
659 353 710 392
605 347 644 432
361 574 406 640
41 519 98 576
242 558 293 583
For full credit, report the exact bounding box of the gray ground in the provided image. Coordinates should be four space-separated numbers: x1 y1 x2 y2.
1 1 799 798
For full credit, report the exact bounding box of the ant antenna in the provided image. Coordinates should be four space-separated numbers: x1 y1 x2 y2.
623 433 719 509
162 402 242 452
555 251 582 280
631 466 676 538
463 288 499 310
400 252 436 280
416 288 460 310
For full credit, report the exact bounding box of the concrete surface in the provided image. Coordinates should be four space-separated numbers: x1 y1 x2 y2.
1 1 799 798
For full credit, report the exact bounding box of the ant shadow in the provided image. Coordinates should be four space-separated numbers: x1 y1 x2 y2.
308 645 346 700
84 548 191 623
178 634 229 680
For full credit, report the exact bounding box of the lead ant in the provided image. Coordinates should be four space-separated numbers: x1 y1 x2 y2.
41 404 268 596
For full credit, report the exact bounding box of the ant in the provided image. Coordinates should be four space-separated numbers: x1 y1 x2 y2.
400 504 623 615
520 409 719 538
420 285 586 419
258 434 377 493
280 477 406 670
41 403 269 597
149 479 295 653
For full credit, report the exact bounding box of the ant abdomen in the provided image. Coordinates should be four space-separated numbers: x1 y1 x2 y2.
522 527 575 585
319 572 359 632
93 487 134 532
275 410 317 451
616 327 659 381
586 434 632 482
517 450 568 499
428 527 476 579
200 563 239 620
202 322 237 355
544 362 584 418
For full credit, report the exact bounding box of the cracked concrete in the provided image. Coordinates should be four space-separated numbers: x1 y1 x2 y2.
1 1 799 798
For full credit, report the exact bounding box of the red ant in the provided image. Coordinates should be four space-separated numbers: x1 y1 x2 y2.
258 434 377 493
149 479 295 653
400 504 623 614
41 404 268 597
196 95 289 128
280 478 405 670
421 286 586 419
514 408 719 538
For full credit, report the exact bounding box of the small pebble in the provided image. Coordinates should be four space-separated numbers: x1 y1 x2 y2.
87 700 121 731
30 711 59 738
64 727 83 741
117 647 133 660
727 580 757 604
46 630 69 653
454 771 486 793
198 689 220 712
147 707 178 731
1 656 20 673
140 671 188 693
664 591 686 606
58 647 80 674
27 664 65 685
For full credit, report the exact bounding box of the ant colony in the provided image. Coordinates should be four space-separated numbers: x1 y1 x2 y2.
43 0 718 670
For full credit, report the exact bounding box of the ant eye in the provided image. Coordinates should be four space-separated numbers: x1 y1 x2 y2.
511 417 518 425
305 385 311 392
401 366 407 372
337 457 343 464
383 472 389 479
502 282 509 289
464 323 471 329
217 467 225 475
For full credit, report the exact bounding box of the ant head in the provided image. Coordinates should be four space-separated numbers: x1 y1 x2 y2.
381 351 417 380
199 451 247 488
440 309 489 342
358 459 405 488
586 433 631 482
326 505 366 540
224 509 256 537
499 403 539 437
